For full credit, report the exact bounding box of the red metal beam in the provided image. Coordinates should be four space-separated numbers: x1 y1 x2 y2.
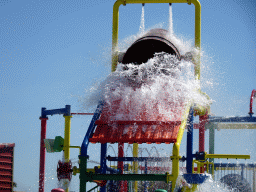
249 89 256 116
39 117 48 192
199 115 208 153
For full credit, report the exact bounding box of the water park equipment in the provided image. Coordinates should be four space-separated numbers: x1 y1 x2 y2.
38 0 256 192
119 28 181 64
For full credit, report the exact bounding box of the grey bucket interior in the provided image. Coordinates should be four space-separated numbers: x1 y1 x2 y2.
121 28 181 65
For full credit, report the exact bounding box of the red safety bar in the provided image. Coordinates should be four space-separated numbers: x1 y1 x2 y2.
89 98 184 144
90 120 181 144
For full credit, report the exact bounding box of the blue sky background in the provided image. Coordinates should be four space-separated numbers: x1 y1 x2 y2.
0 0 255 191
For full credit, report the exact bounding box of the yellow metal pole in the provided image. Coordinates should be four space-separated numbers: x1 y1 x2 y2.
69 146 81 155
172 143 180 191
64 115 72 192
133 143 139 192
171 104 192 191
192 0 201 80
112 0 124 72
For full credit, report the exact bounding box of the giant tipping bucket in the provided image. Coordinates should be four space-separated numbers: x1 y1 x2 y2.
119 28 181 64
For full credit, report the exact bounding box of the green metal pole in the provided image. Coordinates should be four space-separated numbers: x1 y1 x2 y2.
209 123 215 174
79 156 88 192
84 172 171 183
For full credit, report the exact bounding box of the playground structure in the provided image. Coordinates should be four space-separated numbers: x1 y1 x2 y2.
38 0 256 192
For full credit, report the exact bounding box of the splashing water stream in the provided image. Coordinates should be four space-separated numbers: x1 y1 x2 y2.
169 3 174 35
139 4 145 35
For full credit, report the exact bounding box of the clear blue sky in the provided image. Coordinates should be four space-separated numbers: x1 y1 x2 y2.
0 0 255 191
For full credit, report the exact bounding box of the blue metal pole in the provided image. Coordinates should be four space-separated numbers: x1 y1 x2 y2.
81 102 103 156
186 108 194 174
100 143 107 192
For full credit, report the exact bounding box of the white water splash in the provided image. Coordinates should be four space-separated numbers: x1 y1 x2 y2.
84 52 211 121
196 174 231 192
174 174 231 192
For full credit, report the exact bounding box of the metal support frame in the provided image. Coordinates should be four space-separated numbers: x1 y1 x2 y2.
111 0 201 80
39 105 71 192
111 1 201 189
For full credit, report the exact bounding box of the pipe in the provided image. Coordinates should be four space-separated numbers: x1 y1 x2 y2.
39 116 48 192
112 0 201 79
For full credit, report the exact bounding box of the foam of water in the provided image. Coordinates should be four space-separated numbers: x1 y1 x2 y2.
195 174 231 192
84 52 210 121
174 174 231 192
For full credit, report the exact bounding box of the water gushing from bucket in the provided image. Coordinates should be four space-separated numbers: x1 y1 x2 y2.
139 4 145 35
169 3 174 36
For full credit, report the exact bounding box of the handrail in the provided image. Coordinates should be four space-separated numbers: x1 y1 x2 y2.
112 0 201 79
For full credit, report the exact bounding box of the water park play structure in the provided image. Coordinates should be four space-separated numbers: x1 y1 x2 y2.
38 0 256 192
